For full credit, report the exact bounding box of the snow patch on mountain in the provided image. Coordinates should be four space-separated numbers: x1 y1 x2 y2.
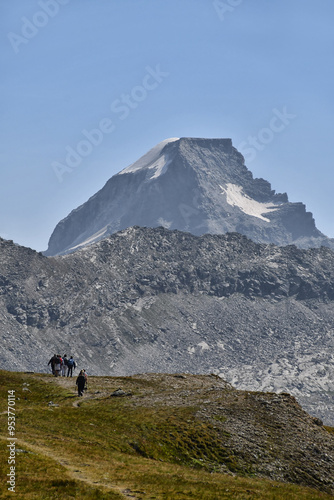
198 341 210 351
220 183 281 222
157 217 172 228
119 137 179 178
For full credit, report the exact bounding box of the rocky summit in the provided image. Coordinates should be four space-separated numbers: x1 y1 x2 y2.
45 137 333 256
1 226 334 425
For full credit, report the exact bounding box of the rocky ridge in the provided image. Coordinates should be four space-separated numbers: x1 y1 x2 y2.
1 227 334 424
55 372 334 495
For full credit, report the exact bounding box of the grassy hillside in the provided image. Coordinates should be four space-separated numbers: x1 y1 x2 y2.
0 370 333 499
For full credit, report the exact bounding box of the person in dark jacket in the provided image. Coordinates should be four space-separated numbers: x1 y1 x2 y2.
47 354 57 375
66 356 76 377
76 370 86 396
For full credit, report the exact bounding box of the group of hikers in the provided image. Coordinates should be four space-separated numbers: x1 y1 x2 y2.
47 354 88 396
48 354 76 377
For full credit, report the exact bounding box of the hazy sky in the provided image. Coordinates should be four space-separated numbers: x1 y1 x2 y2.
1 0 333 251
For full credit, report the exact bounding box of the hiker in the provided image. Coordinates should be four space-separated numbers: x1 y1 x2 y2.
54 355 61 377
62 355 68 376
47 354 57 375
67 356 76 377
83 369 88 392
58 355 64 376
76 370 86 396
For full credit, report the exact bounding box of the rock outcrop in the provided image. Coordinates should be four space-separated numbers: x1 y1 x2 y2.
1 227 334 424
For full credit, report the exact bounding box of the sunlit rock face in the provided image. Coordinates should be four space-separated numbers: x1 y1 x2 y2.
45 138 332 256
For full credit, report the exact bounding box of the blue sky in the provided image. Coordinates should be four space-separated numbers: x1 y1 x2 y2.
1 0 333 251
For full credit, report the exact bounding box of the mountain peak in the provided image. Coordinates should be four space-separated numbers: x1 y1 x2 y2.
45 137 331 256
119 137 180 177
118 137 234 179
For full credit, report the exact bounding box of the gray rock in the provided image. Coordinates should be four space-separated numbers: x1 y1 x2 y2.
1 227 334 425
110 388 132 397
44 138 334 256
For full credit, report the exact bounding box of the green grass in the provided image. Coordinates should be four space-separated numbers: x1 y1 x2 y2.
0 370 333 499
0 443 122 499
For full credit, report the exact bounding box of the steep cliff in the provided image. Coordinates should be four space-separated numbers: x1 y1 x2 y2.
45 138 331 255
